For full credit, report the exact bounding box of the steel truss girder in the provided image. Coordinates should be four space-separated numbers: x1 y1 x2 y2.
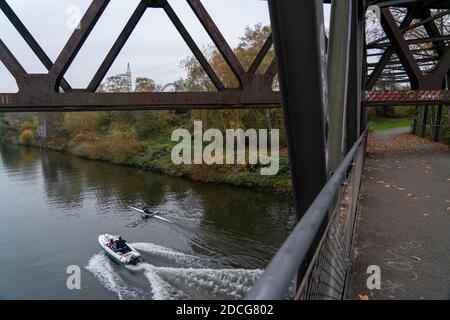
368 7 450 90
0 0 277 109
1 0 448 110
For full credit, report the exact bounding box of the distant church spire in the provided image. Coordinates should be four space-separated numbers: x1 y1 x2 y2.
126 62 133 92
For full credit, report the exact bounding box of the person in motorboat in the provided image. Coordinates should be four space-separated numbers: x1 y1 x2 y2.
114 236 130 254
99 234 143 265
107 239 116 250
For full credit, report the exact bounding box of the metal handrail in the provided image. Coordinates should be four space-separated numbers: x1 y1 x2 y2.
245 130 368 300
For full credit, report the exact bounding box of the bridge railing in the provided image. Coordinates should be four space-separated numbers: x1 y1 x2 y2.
245 129 367 300
411 123 450 144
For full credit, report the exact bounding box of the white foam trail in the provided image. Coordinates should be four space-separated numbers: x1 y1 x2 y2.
144 268 172 300
151 267 262 300
87 243 262 300
85 253 145 300
131 242 210 268
143 266 190 300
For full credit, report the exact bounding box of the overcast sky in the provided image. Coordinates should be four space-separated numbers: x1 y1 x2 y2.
0 0 330 93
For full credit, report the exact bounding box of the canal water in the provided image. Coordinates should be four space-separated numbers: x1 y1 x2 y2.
0 145 295 299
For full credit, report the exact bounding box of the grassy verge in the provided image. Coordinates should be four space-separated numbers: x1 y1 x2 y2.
8 119 292 193
129 136 292 193
369 118 413 132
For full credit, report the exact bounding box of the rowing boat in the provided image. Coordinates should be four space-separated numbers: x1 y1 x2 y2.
127 205 173 223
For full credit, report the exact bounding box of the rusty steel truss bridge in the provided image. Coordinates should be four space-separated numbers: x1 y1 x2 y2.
1 0 449 300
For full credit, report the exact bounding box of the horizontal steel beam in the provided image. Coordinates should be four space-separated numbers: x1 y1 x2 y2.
0 90 280 112
368 36 450 49
364 90 450 106
0 90 447 111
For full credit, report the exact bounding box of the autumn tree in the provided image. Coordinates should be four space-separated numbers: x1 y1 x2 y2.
179 23 286 146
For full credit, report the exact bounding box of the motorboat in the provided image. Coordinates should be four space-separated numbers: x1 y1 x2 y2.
98 234 143 265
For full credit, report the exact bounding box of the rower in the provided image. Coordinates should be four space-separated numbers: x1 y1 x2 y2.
142 204 153 215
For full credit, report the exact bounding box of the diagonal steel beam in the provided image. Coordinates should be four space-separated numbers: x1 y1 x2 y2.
264 58 277 83
432 46 450 83
0 40 27 80
50 0 110 91
162 1 224 91
380 7 423 88
248 34 273 74
0 0 71 91
88 1 146 91
423 10 447 56
366 9 414 89
187 0 246 88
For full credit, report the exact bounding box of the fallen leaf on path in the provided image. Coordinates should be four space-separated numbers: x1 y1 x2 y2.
358 294 369 300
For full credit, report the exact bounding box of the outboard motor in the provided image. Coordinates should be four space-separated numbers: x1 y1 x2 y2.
130 256 143 265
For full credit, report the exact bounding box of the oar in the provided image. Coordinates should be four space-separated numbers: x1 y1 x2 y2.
127 205 173 223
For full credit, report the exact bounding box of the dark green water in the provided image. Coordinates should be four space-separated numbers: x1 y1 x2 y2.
0 144 295 300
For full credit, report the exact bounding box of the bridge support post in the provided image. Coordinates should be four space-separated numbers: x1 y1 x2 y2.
432 105 443 142
268 0 327 223
421 105 428 138
268 0 329 294
327 0 352 174
346 0 364 152
326 0 354 300
38 113 48 147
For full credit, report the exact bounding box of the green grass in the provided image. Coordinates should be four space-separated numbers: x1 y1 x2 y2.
369 118 413 132
219 157 291 192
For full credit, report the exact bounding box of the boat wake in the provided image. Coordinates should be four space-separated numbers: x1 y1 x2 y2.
86 242 262 300
86 253 151 300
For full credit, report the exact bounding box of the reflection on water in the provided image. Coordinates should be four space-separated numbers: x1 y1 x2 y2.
0 144 295 299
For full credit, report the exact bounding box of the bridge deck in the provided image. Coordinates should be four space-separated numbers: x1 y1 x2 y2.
347 128 450 300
